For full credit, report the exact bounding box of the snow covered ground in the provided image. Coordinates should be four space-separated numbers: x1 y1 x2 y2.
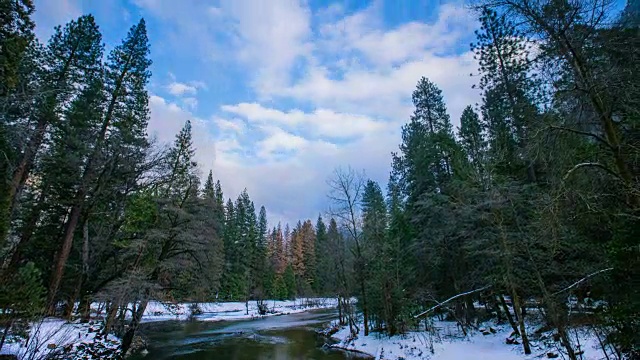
328 320 613 360
0 297 337 359
139 297 338 323
0 318 119 360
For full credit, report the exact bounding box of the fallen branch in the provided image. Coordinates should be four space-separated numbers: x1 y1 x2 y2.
414 285 492 319
552 268 614 296
563 163 621 181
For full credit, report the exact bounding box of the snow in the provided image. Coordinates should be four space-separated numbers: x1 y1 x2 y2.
139 297 338 323
2 299 616 360
0 298 337 359
0 318 119 360
329 320 614 360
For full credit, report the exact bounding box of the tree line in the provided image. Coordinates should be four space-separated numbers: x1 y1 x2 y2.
1 0 638 359
0 2 347 356
322 1 639 359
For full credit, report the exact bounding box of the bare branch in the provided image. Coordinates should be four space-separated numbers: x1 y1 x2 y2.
326 165 366 243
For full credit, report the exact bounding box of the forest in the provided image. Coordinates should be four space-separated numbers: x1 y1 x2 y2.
0 0 638 359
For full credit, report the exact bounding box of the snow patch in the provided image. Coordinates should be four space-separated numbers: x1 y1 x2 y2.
328 320 613 360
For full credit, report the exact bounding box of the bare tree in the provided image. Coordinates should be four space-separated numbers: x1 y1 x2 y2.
326 166 370 336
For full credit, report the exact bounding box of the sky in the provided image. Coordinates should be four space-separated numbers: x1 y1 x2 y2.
33 0 482 227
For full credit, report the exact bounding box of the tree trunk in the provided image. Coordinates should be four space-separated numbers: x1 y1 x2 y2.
63 294 76 320
492 296 504 323
557 323 578 360
499 295 519 336
360 277 369 336
78 295 91 323
6 189 46 272
46 54 132 312
71 219 90 321
337 295 344 325
465 297 476 326
47 201 83 314
0 319 12 352
120 299 149 356
102 301 119 335
511 292 531 355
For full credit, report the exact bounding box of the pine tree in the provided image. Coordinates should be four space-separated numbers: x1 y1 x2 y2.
3 15 103 249
314 215 331 295
393 77 458 202
0 0 36 245
290 221 305 279
283 264 296 299
274 223 286 274
47 18 151 309
203 170 215 199
473 7 539 182
361 180 391 332
0 0 35 95
385 173 413 333
301 220 316 294
254 206 268 298
457 105 487 187
214 180 225 227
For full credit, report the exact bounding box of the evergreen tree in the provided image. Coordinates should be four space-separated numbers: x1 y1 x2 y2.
473 7 539 182
393 77 458 202
457 105 487 187
0 0 36 245
283 264 296 299
300 220 316 294
361 180 390 332
0 0 35 96
314 215 331 295
203 170 215 199
47 18 151 310
3 15 103 250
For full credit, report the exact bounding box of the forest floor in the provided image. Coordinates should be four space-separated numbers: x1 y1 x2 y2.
327 317 614 360
0 297 337 359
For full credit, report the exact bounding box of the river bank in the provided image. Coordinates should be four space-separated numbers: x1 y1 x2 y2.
0 298 338 359
323 318 613 360
132 308 360 359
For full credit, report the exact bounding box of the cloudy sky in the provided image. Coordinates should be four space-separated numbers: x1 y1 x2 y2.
34 0 482 226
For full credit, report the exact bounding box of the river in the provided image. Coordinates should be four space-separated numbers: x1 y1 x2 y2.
131 309 368 359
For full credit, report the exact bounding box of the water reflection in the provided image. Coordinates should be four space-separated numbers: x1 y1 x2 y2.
134 309 364 360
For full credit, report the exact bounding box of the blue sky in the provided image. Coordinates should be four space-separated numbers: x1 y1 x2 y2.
33 0 481 226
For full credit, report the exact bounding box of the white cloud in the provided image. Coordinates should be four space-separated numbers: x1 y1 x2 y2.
273 3 480 128
147 95 217 176
181 97 198 110
167 82 196 96
138 0 482 226
318 3 477 67
166 79 207 97
213 117 245 133
219 0 312 96
256 126 309 159
33 0 83 40
221 102 391 139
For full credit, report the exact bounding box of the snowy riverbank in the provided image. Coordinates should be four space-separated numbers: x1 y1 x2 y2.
326 319 613 360
0 297 338 359
140 297 338 323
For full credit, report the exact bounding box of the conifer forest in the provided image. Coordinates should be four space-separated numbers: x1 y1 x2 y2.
0 0 638 359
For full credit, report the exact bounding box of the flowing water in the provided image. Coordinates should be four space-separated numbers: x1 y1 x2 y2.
131 309 367 360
